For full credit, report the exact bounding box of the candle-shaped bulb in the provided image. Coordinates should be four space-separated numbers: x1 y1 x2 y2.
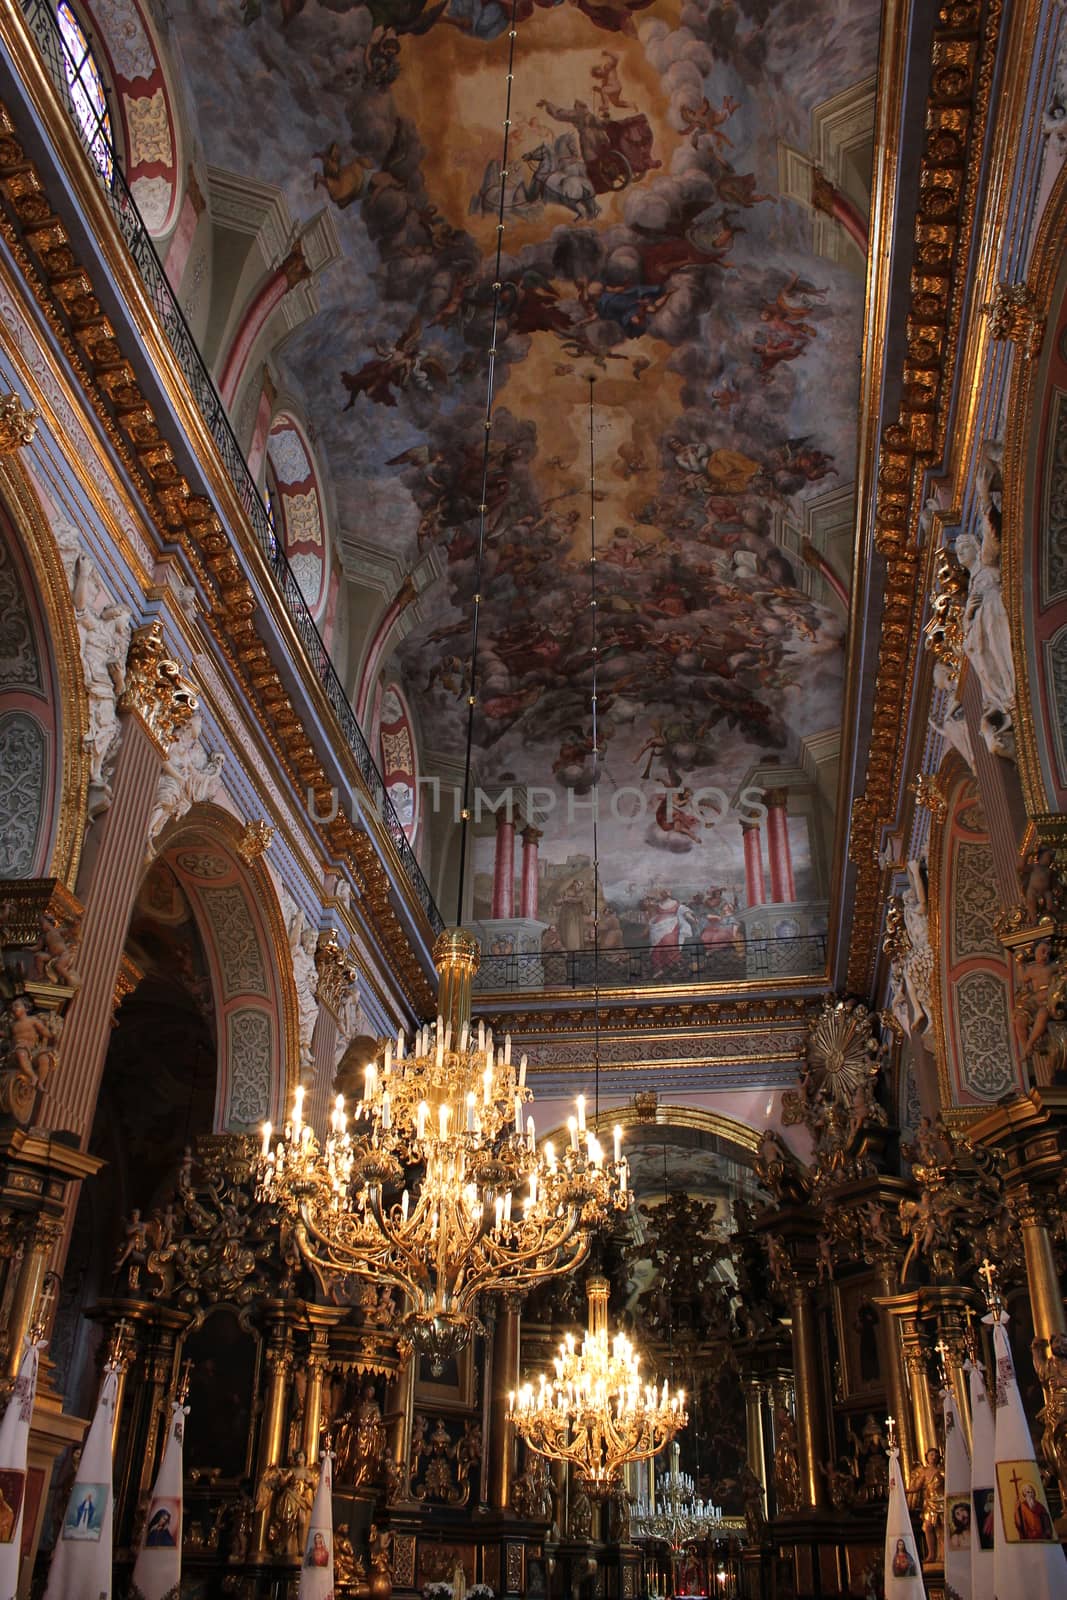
261 1121 272 1157
384 1041 392 1072
614 1124 622 1164
466 1092 476 1132
417 1100 428 1141
568 1116 578 1152
504 1033 512 1066
527 1114 535 1151
518 1054 527 1089
401 1188 409 1222
381 1090 391 1131
576 1093 586 1132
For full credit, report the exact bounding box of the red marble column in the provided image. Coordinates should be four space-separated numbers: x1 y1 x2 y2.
520 825 542 919
492 812 516 919
764 789 796 904
741 820 766 907
48 624 197 1149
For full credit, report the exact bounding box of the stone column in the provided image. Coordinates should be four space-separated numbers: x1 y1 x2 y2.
306 930 356 1133
492 811 516 919
764 790 796 903
788 1284 828 1511
302 1333 330 1466
51 623 197 1146
520 826 542 919
741 820 766 906
490 1294 522 1510
1013 1194 1067 1347
6 1213 63 1379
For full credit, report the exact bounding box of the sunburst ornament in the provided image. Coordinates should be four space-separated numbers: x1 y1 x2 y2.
804 997 881 1107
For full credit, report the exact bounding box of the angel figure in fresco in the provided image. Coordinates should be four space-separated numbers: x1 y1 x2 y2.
341 319 449 410
590 51 634 115
679 93 740 152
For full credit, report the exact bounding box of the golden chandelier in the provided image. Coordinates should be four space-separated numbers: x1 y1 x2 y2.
509 1276 687 1497
259 931 630 1367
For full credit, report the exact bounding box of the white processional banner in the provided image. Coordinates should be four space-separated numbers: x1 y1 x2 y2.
988 1313 1067 1600
0 1338 45 1600
130 1398 187 1600
43 1364 119 1600
884 1445 927 1598
298 1450 334 1599
968 1359 995 1600
943 1383 972 1600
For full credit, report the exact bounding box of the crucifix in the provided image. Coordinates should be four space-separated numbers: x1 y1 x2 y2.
979 1257 1001 1313
885 1414 897 1451
934 1336 951 1388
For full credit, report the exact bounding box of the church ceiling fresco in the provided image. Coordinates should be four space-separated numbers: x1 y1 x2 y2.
171 0 880 930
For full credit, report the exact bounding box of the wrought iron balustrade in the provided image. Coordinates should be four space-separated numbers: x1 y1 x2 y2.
471 933 827 993
18 0 444 934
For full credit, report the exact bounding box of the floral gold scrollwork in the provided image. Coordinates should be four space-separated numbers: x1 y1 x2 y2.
980 280 1045 361
119 621 198 752
314 928 358 1024
909 771 948 821
410 1414 482 1506
235 818 274 867
0 394 37 454
778 998 888 1197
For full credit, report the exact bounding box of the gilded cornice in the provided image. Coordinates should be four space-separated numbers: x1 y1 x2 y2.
847 0 1004 994
0 99 435 1015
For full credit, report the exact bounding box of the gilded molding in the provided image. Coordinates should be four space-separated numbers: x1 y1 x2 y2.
119 620 198 753
1001 160 1067 817
0 456 90 889
847 0 1003 994
0 97 439 1017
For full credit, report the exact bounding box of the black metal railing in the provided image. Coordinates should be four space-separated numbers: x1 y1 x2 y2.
19 0 444 935
471 934 827 993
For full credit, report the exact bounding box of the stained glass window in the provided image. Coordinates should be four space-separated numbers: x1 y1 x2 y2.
55 2 113 184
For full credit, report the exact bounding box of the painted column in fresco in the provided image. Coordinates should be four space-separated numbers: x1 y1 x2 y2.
764 790 796 904
520 825 542 919
491 811 516 919
741 819 766 907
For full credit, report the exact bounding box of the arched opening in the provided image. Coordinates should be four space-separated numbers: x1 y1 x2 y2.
51 810 297 1413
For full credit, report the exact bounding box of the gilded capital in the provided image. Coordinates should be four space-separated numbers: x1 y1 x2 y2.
981 280 1044 360
120 621 199 751
314 928 358 1018
0 394 38 453
236 818 274 867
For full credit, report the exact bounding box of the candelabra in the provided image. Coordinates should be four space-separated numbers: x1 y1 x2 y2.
509 1276 687 1497
258 931 630 1368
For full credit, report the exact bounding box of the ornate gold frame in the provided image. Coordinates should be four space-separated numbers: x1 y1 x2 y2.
0 453 90 889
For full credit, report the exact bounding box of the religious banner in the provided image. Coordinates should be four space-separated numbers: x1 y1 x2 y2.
43 1363 120 1600
967 1358 995 1600
943 1383 972 1600
298 1450 334 1599
0 1337 45 1600
130 1398 188 1600
884 1437 927 1597
988 1313 1067 1598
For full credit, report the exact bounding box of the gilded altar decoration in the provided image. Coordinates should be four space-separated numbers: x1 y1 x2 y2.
314 928 358 1024
120 622 199 751
980 280 1045 360
0 394 38 453
509 1276 686 1499
1030 1335 1067 1520
411 1415 482 1505
997 842 1067 1085
256 1450 316 1557
897 1115 1005 1282
772 1407 801 1514
923 546 967 673
907 1445 944 1563
780 997 887 1194
335 1381 387 1487
511 1454 552 1521
909 771 948 822
0 994 58 1123
235 817 274 867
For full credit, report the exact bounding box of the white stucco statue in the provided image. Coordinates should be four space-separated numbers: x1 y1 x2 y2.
286 904 320 1073
955 527 1016 758
929 660 974 772
146 712 225 855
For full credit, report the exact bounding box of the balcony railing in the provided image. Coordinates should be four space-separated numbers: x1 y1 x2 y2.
471 934 828 993
17 0 444 935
